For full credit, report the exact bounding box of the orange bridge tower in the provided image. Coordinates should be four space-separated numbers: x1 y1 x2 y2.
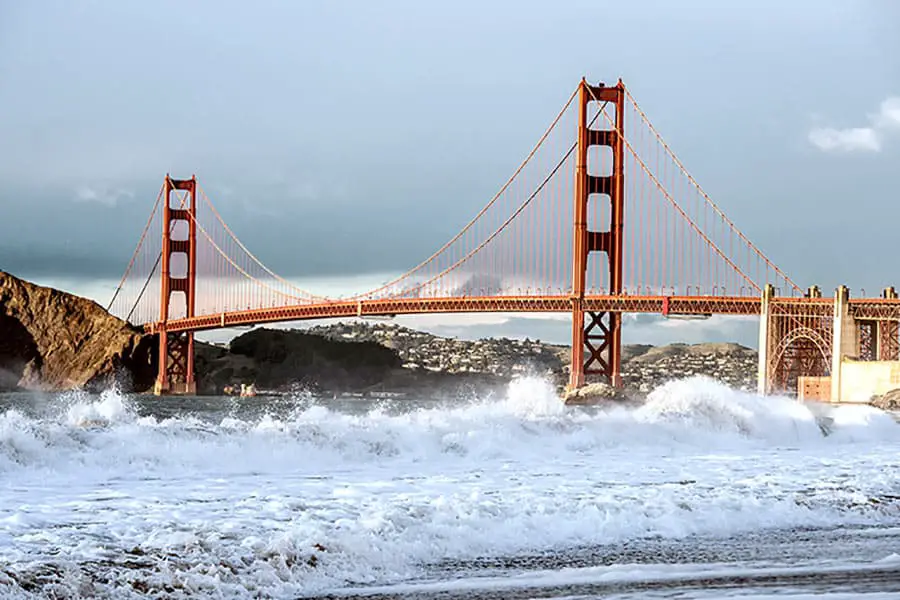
568 79 626 390
154 175 198 395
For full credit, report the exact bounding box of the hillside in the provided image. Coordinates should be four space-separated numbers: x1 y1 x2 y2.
248 322 761 394
193 328 508 396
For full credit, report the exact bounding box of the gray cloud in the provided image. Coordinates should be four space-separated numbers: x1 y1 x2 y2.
0 246 126 279
74 186 135 207
0 1 897 302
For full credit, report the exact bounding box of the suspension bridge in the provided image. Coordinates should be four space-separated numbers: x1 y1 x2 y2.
108 78 900 401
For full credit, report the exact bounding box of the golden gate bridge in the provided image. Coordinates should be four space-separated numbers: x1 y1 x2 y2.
107 78 900 401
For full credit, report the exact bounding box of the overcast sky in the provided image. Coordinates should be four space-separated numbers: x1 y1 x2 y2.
1 0 897 345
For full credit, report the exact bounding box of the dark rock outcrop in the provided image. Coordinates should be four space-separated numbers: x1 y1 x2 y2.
563 382 623 405
195 328 402 394
0 271 156 392
194 327 509 396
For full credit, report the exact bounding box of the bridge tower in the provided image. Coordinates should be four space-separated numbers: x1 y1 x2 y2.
568 79 626 390
154 175 198 395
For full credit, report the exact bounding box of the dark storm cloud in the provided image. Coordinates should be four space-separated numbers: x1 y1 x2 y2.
0 1 896 292
0 246 125 279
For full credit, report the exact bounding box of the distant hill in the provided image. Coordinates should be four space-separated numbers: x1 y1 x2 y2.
299 322 758 394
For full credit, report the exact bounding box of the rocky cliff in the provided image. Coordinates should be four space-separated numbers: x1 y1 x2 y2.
0 271 156 392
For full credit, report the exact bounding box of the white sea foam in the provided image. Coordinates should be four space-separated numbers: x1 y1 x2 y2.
1 376 900 597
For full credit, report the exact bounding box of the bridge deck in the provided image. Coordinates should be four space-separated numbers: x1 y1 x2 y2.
142 295 900 334
144 296 900 333
145 295 765 334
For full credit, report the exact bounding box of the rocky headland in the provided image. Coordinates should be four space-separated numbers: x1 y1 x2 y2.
0 271 156 392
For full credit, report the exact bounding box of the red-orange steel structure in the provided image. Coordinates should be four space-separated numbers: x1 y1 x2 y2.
761 291 833 395
113 77 896 397
569 79 626 390
155 175 198 395
144 295 761 335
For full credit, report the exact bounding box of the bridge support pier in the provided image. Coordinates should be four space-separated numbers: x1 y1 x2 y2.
830 286 855 403
154 330 196 395
567 79 626 391
570 307 622 389
154 175 198 396
756 284 775 395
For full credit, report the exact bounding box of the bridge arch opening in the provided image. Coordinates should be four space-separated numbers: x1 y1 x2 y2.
169 219 189 241
769 326 831 395
168 251 188 280
588 146 614 178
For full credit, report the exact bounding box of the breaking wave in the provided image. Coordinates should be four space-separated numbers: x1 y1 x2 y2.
2 376 900 597
2 376 896 473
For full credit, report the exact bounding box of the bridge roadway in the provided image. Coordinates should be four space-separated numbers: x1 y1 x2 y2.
144 294 765 334
142 294 900 334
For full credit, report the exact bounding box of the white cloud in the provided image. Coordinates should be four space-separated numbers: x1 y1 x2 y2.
74 186 134 207
808 126 881 153
809 95 900 153
876 97 900 130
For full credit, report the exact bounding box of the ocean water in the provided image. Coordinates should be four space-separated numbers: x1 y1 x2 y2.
2 376 900 599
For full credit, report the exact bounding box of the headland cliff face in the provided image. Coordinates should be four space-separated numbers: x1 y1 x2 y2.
0 272 156 392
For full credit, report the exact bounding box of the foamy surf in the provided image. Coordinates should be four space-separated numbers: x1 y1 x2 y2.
2 376 900 598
